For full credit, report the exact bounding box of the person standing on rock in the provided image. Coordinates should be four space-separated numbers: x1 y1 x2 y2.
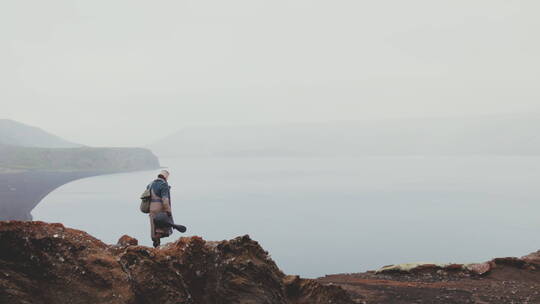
148 170 186 248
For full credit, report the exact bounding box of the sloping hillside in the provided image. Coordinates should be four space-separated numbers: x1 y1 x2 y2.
0 119 80 148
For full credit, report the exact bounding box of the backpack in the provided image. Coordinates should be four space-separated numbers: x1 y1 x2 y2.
140 185 152 214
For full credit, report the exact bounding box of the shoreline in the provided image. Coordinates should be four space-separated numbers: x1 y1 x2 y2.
0 170 154 221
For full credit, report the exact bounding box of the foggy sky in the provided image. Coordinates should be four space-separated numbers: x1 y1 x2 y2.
2 0 539 147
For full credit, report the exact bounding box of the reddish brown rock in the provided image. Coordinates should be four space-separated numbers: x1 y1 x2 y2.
4 221 539 304
284 275 352 304
0 221 353 304
116 234 138 247
467 262 492 275
522 250 540 265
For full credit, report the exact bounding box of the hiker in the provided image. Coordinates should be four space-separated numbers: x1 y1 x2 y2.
147 170 186 248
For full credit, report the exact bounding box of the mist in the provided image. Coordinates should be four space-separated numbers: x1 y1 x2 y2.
2 0 540 146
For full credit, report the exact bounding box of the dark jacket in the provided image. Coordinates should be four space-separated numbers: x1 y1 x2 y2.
148 178 170 203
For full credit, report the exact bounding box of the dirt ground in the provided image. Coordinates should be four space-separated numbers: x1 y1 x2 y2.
318 251 540 303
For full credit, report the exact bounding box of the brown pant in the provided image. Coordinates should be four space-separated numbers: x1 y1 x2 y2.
149 200 172 241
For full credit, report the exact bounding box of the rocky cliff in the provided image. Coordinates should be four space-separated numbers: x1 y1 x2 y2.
0 221 352 304
2 221 539 304
0 146 160 221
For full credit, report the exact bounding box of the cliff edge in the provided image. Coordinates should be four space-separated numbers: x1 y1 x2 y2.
2 221 539 304
0 221 352 304
0 146 160 221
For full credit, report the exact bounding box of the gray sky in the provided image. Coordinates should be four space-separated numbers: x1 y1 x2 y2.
2 0 539 146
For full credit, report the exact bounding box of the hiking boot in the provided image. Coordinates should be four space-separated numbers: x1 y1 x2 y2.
173 224 187 233
152 239 160 248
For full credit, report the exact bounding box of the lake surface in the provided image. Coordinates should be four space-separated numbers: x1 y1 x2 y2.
32 156 540 278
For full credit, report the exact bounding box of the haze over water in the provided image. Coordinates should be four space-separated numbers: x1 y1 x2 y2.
33 156 540 278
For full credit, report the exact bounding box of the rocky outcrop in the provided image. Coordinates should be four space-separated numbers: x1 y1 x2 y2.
0 221 353 304
4 221 539 304
320 253 540 303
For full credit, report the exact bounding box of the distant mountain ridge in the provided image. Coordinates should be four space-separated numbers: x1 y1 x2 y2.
0 119 80 148
150 113 540 157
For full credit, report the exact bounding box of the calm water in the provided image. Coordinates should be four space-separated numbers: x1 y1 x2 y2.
32 156 540 278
